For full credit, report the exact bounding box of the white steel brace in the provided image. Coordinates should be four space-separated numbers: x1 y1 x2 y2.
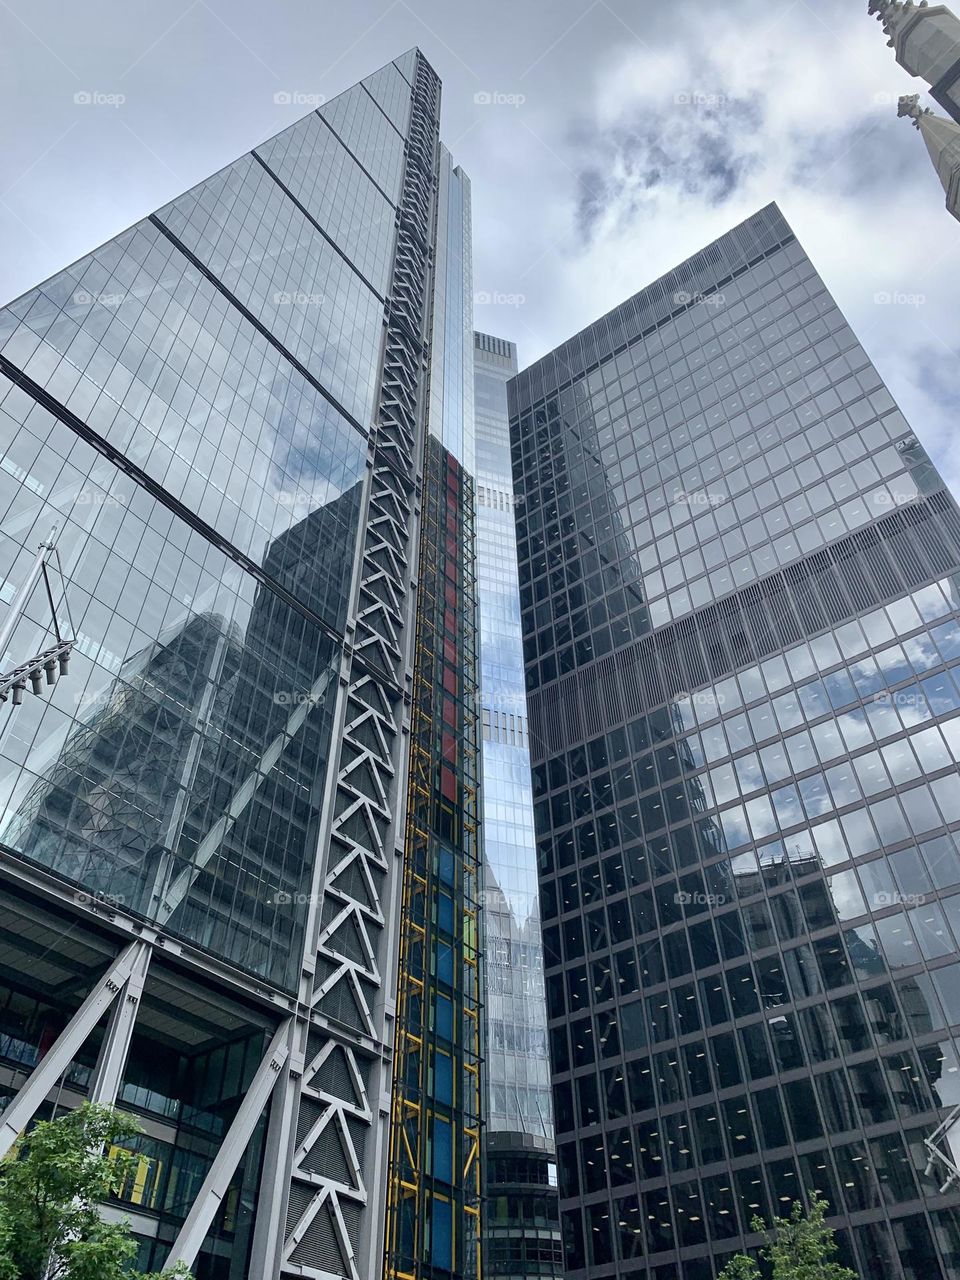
88 939 152 1107
163 1018 293 1271
0 937 144 1158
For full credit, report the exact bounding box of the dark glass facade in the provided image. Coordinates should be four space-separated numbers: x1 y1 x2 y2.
509 204 960 1280
474 331 562 1278
0 48 481 1280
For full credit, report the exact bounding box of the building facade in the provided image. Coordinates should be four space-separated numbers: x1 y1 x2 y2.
870 0 960 123
0 50 481 1280
474 331 562 1279
509 204 960 1279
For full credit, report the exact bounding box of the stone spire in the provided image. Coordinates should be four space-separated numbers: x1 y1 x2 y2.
898 92 960 220
869 0 921 43
869 1 960 122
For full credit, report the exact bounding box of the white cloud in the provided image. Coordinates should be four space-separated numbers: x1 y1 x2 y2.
474 0 960 495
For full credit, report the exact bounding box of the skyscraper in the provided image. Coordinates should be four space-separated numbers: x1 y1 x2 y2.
0 50 481 1280
509 204 960 1279
474 331 562 1279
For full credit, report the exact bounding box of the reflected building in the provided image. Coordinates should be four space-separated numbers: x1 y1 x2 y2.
0 51 481 1280
3 486 361 989
474 332 562 1278
510 204 960 1280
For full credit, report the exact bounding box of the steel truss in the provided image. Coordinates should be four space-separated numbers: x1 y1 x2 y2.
0 923 293 1273
247 51 445 1280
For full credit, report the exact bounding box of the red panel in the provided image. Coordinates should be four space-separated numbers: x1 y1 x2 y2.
441 766 456 802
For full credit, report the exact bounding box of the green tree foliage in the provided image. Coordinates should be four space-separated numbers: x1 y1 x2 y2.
0 1103 192 1280
717 1253 762 1280
718 1192 859 1280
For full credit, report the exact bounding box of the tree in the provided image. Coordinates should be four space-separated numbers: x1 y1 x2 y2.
718 1192 859 1280
0 1102 192 1280
717 1253 761 1280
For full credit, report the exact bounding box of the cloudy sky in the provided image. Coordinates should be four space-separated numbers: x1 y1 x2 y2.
1 0 957 489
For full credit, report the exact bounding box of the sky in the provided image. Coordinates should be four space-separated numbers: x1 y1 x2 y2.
0 0 957 491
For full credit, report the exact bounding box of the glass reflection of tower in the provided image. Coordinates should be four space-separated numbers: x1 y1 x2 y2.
3 487 360 990
474 332 563 1279
511 204 960 1280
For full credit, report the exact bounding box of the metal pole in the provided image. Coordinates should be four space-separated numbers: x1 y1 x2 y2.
0 526 58 661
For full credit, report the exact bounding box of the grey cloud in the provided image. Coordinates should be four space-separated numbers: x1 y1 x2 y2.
571 92 763 241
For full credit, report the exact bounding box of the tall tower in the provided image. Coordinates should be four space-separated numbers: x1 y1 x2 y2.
384 149 484 1280
510 203 960 1280
869 0 960 122
474 331 563 1279
0 50 481 1280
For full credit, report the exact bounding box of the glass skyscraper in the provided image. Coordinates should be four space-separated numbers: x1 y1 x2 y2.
474 331 562 1278
509 204 960 1280
0 49 481 1280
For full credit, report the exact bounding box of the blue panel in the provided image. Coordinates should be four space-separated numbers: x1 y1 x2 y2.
432 1116 453 1183
431 1199 453 1270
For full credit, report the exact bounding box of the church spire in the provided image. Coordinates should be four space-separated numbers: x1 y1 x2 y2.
869 0 920 45
898 92 960 220
868 1 960 122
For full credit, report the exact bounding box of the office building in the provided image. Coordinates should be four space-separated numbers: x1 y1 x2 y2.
0 49 481 1280
509 203 960 1279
